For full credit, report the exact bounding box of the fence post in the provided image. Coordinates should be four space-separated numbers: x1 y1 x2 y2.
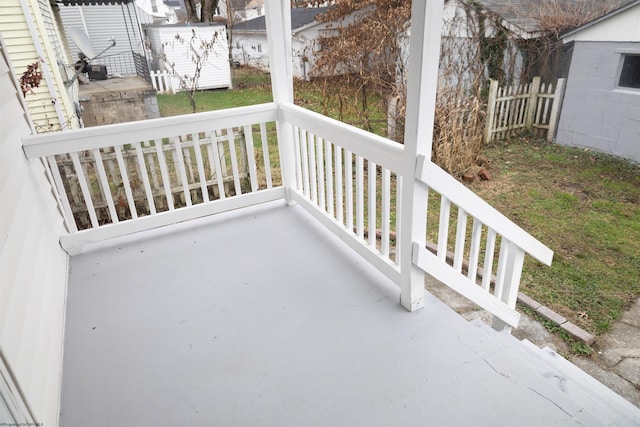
547 78 565 142
525 76 541 130
485 79 498 143
167 71 175 93
151 71 158 92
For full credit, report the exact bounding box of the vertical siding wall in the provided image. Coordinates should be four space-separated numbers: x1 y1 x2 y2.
232 32 270 72
58 4 146 76
556 41 640 162
0 41 68 427
149 24 231 90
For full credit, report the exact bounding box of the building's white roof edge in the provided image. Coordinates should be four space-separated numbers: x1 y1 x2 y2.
561 0 640 41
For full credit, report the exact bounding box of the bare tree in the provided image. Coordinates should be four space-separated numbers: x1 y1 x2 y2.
162 29 220 113
184 0 221 23
308 0 411 133
307 0 487 175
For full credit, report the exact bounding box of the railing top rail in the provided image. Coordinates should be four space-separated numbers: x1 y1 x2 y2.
416 155 553 266
23 103 278 158
279 103 405 173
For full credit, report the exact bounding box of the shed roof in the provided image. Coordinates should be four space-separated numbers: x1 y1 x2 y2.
232 7 329 32
476 0 633 34
561 0 640 39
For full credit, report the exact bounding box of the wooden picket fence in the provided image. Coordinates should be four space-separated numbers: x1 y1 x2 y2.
485 77 565 143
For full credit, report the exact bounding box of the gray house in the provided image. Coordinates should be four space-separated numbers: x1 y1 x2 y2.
556 0 640 162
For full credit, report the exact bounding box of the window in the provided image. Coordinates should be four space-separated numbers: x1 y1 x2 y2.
618 54 640 89
257 44 262 53
151 0 158 13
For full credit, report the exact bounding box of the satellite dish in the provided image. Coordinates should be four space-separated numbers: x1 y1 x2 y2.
65 27 116 86
69 27 96 59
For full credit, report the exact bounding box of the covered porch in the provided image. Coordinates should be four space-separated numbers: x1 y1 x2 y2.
4 0 640 426
60 201 596 426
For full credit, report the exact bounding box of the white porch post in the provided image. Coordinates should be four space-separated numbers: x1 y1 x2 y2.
264 0 297 203
399 0 444 311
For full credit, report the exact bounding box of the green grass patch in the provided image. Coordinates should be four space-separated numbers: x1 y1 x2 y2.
157 67 389 136
157 67 273 116
473 139 640 336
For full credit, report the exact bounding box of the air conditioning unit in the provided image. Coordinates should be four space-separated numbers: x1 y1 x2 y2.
88 64 107 80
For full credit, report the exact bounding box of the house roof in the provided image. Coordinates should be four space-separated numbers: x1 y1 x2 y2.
145 22 226 28
245 0 264 8
55 0 132 4
561 0 640 39
475 0 633 34
232 7 329 32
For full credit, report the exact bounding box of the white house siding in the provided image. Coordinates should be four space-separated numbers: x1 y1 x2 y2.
0 0 79 132
563 3 640 43
439 0 525 87
232 24 337 80
145 22 163 70
232 30 270 72
38 0 65 61
233 1 525 84
291 26 336 80
0 38 68 427
231 6 349 80
148 24 231 90
59 4 147 76
136 0 179 24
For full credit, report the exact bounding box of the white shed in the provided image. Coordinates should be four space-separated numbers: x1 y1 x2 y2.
147 23 231 91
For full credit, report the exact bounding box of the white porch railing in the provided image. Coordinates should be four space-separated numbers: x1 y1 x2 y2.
414 157 553 328
280 103 404 284
279 103 552 329
22 103 283 253
22 101 552 329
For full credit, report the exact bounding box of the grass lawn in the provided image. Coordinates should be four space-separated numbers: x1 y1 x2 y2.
157 67 640 340
158 67 388 135
471 139 640 336
156 68 273 116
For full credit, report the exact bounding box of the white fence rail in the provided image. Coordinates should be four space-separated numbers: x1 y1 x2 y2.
22 103 282 252
485 77 565 143
150 70 175 94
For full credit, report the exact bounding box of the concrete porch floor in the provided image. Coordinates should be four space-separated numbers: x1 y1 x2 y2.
61 201 612 426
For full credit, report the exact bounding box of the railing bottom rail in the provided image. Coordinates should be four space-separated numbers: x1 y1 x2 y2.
60 188 285 255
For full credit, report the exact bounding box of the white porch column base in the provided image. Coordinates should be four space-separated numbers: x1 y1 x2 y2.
398 0 444 312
